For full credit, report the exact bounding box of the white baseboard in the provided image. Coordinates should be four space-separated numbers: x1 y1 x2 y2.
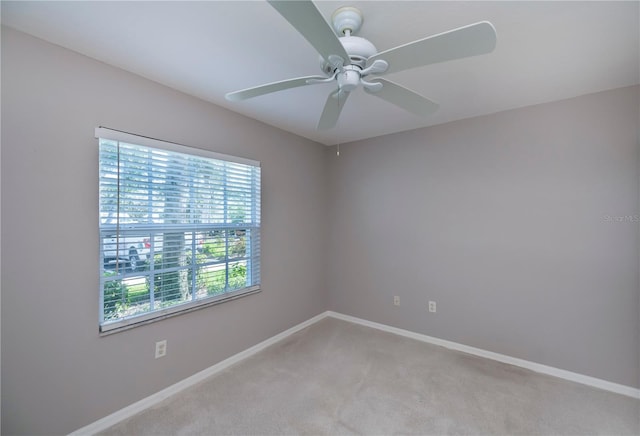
327 311 640 400
71 309 639 434
69 312 329 435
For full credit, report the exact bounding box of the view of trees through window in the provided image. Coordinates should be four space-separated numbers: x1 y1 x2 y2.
98 135 260 329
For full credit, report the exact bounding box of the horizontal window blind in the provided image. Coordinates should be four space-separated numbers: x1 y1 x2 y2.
97 128 261 333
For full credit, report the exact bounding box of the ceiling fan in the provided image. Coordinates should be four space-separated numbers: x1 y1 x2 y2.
225 1 497 130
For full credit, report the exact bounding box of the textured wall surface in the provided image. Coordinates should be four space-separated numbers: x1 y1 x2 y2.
327 85 639 389
1 27 328 435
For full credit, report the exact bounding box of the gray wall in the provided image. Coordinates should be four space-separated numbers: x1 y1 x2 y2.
1 27 328 435
327 85 640 389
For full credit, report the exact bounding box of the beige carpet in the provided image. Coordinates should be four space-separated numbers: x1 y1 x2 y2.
100 317 640 435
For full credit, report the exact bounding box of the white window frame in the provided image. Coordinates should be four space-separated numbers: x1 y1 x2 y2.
96 127 261 334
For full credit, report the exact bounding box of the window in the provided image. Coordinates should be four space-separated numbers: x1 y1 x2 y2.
97 127 261 333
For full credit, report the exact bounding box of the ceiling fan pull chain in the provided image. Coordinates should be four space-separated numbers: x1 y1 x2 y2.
337 91 341 157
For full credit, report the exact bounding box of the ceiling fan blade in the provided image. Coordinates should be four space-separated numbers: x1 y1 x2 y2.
268 0 349 65
364 78 438 116
317 91 350 130
225 75 328 101
367 21 496 75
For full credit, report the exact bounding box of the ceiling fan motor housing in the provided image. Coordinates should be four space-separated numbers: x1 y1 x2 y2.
337 66 361 92
320 36 378 73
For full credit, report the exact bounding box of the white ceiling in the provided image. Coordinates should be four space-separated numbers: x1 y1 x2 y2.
2 1 638 145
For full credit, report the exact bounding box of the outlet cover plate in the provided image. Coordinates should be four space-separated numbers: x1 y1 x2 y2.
155 340 167 359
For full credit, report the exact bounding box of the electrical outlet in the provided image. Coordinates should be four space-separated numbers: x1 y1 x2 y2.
428 301 436 313
155 340 167 359
393 296 400 306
